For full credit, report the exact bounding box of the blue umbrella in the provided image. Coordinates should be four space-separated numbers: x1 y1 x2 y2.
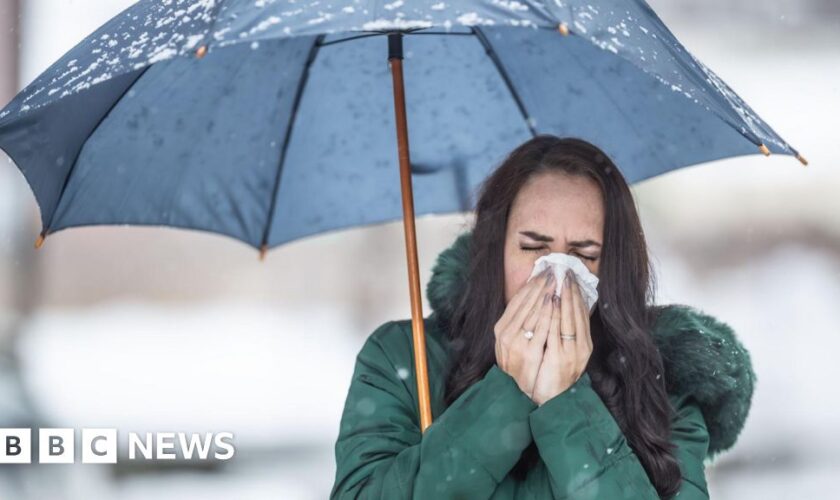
0 0 805 430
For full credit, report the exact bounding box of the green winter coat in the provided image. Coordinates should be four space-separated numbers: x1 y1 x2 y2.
330 232 756 499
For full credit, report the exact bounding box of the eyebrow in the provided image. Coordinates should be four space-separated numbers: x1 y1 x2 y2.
519 230 602 248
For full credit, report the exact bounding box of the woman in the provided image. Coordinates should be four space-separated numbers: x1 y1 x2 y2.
330 136 756 499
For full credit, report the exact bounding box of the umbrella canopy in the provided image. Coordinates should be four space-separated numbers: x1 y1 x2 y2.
0 0 805 253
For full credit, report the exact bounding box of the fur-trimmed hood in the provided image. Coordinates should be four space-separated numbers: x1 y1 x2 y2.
425 231 756 461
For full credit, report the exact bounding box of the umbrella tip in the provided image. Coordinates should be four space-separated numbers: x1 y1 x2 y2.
259 244 267 261
558 22 569 36
34 233 45 249
796 152 808 166
195 45 208 59
758 143 770 156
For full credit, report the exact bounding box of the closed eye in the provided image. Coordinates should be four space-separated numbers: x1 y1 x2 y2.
520 246 598 261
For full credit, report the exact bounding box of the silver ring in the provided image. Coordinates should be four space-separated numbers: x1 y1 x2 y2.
523 330 534 340
560 334 577 341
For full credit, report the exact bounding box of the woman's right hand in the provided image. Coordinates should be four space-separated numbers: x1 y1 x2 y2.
493 267 558 400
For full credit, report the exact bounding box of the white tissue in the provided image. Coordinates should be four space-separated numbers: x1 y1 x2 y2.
527 253 599 313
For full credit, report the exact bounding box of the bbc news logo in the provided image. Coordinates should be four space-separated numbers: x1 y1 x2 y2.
0 429 235 464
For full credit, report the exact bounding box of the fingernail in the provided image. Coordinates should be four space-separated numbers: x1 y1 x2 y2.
552 295 560 307
565 270 572 288
543 293 550 305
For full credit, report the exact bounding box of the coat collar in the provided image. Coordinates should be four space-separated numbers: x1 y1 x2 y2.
425 231 755 460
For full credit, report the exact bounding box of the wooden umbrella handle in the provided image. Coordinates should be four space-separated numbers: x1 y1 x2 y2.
388 33 433 433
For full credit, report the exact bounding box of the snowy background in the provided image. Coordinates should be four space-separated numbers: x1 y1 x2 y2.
1 0 838 499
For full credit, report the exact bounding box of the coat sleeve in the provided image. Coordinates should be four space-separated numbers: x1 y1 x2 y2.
330 321 538 499
528 372 711 499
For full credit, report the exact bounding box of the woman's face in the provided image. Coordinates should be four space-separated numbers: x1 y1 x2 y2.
504 170 605 304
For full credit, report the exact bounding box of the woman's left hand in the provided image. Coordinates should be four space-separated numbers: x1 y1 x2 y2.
531 269 594 406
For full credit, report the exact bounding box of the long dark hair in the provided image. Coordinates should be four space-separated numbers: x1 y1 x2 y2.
442 136 682 497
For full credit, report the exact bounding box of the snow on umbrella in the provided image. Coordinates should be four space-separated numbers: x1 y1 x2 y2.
0 0 806 432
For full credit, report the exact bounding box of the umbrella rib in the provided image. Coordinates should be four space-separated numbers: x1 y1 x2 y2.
42 65 152 239
317 32 386 47
316 29 474 48
471 26 537 138
563 44 670 172
404 31 474 36
259 35 326 255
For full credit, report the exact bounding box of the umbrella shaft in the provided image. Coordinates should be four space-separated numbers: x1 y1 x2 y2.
388 32 433 433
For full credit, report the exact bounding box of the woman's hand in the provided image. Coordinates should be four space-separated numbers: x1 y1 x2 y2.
493 267 557 398
531 269 594 406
